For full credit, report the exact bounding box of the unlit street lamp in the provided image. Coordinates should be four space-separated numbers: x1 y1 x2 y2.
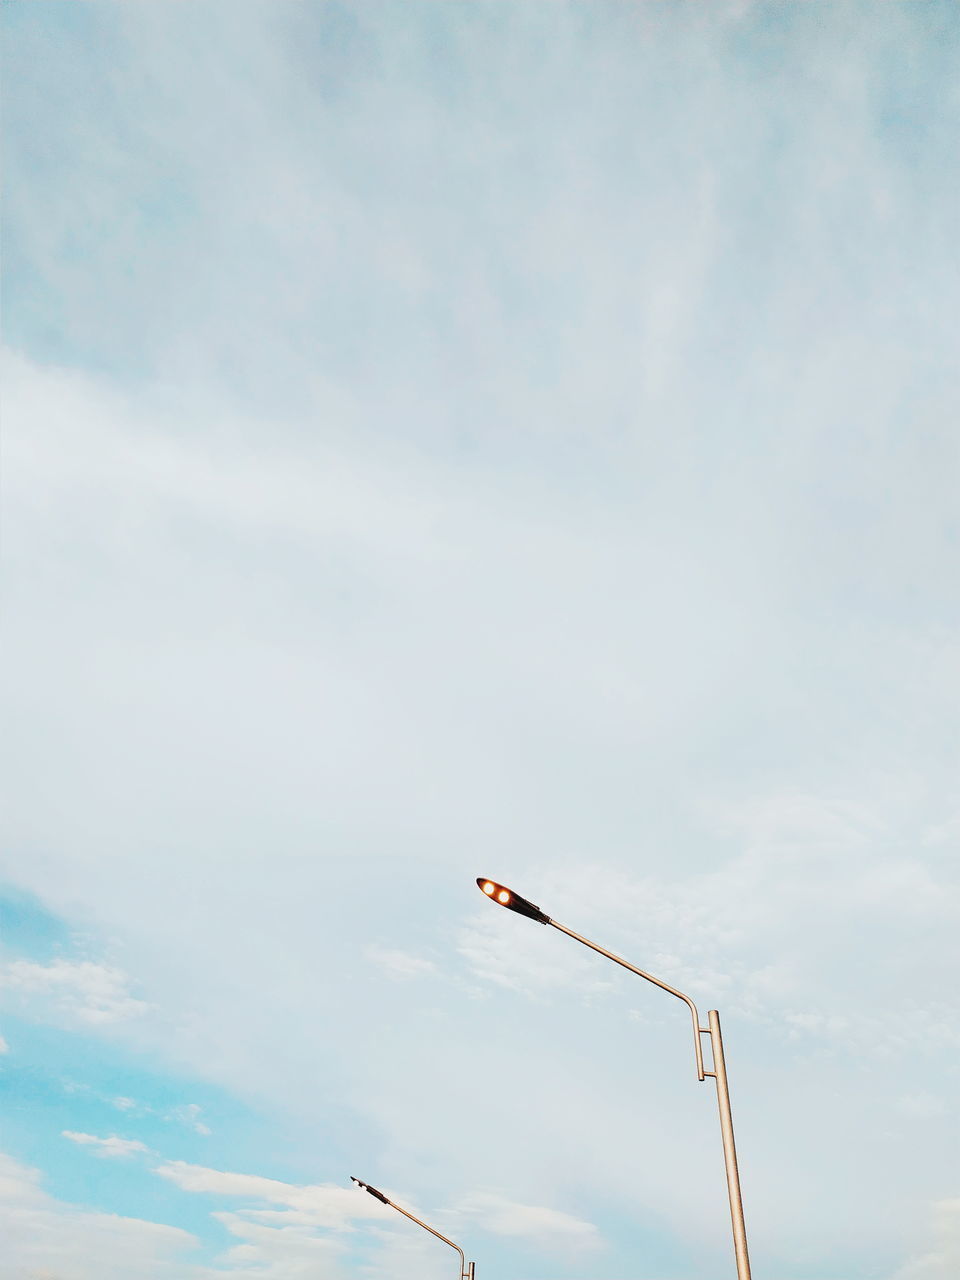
476 877 752 1280
351 1176 476 1280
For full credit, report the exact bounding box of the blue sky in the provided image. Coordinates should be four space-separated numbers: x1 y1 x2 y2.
1 2 958 1278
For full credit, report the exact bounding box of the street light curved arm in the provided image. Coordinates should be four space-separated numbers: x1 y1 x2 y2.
475 878 705 1079
475 877 751 1280
351 1178 474 1280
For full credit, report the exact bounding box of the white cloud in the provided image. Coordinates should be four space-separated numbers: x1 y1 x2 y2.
168 1103 212 1136
0 958 149 1027
457 908 616 1000
209 1212 347 1279
62 1132 151 1159
0 1033 9 1054
365 946 437 981
0 1149 387 1279
0 1150 199 1280
169 1171 599 1280
155 1161 390 1230
894 1200 960 1280
152 1160 465 1280
897 1094 947 1120
456 1191 600 1253
922 816 960 848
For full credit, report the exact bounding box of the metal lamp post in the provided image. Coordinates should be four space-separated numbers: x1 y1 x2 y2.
475 877 752 1280
351 1177 476 1280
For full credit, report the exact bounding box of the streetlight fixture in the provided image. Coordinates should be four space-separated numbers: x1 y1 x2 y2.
351 1176 476 1280
475 877 752 1280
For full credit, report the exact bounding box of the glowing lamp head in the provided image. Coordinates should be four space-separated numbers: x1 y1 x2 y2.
475 877 550 925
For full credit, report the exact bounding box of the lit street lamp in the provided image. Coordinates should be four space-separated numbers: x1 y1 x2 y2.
476 877 752 1280
351 1176 476 1280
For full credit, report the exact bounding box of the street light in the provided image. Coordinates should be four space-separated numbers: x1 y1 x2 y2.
351 1176 476 1280
476 877 752 1280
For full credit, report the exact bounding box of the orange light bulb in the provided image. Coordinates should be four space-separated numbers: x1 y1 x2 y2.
498 890 510 904
483 882 495 895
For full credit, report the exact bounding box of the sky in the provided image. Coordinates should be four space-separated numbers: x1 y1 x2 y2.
1 1 958 1278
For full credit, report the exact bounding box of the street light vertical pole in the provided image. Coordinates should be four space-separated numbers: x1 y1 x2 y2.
707 1010 751 1280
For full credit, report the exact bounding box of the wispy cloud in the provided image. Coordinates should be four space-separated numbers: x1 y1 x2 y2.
0 1151 198 1279
62 1131 151 1159
168 1103 211 1136
155 1161 386 1229
365 946 438 981
894 1199 960 1280
456 1191 600 1253
0 958 149 1027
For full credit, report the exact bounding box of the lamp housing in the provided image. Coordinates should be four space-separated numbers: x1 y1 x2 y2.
476 878 550 924
351 1176 389 1205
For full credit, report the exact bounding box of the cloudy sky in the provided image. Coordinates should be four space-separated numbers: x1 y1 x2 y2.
1 2 958 1278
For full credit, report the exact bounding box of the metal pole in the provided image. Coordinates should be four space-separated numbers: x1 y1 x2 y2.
708 1010 751 1280
466 1263 476 1280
